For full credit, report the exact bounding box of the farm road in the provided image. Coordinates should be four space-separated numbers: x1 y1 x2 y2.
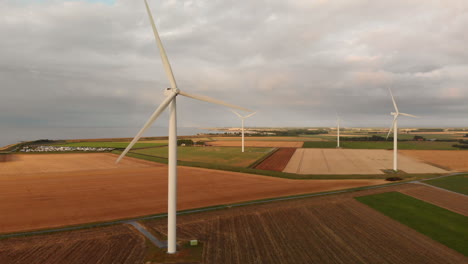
126 221 167 248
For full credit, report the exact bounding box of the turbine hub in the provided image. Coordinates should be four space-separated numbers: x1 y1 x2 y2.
391 112 397 116
165 88 180 96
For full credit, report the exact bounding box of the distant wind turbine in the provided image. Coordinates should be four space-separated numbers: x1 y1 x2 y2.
231 110 256 152
386 88 419 171
336 114 341 148
116 0 252 254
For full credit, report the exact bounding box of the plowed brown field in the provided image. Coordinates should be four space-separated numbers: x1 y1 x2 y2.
144 183 467 264
207 141 303 147
0 225 146 264
400 150 468 171
255 148 296 171
400 184 468 216
0 154 385 234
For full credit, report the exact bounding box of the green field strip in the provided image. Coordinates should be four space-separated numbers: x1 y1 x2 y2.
423 174 468 195
356 192 468 256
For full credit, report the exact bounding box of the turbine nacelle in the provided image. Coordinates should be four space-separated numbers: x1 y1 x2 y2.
165 88 180 96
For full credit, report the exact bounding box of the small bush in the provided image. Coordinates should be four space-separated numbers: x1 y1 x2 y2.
386 177 403 181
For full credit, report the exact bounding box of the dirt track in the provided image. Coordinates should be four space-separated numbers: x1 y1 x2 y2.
400 150 468 171
208 141 303 148
145 183 467 264
0 154 385 234
255 148 296 171
400 184 468 216
284 149 448 174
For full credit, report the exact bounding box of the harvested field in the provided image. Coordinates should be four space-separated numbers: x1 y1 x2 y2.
400 150 468 171
144 183 467 264
207 141 303 148
0 153 385 234
255 148 296 171
284 148 448 174
211 136 324 141
400 184 468 216
0 225 146 264
0 153 154 176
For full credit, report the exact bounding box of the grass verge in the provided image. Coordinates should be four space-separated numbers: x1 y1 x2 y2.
423 174 468 195
356 192 468 256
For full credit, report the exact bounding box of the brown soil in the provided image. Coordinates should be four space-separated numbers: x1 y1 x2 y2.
400 184 468 216
255 148 296 171
207 141 304 148
0 154 385 234
144 183 467 264
400 150 468 171
0 225 146 264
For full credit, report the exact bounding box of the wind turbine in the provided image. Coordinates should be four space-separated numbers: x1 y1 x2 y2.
231 110 256 152
116 0 252 254
336 114 341 148
386 88 418 171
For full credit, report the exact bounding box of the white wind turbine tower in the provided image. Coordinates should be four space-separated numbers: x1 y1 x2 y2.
116 0 252 254
386 88 419 171
336 114 341 148
231 110 256 152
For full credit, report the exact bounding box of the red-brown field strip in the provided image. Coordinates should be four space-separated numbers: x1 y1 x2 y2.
0 153 385 234
143 183 467 264
400 184 468 216
254 148 297 171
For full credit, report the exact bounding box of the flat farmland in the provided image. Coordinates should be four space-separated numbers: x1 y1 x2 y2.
52 141 166 148
144 183 467 264
207 141 303 148
211 136 324 141
400 150 468 171
255 148 297 171
0 225 146 264
0 153 386 234
400 184 468 216
131 146 273 167
283 149 448 174
0 153 154 176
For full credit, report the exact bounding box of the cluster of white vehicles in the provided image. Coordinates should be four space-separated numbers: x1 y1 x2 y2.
20 146 114 152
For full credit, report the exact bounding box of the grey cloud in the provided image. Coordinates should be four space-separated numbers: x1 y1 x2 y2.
0 0 467 132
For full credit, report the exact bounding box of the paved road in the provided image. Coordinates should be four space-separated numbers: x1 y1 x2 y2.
126 221 167 248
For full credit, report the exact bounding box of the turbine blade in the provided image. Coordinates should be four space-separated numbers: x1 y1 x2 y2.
388 87 399 113
179 91 252 112
230 109 243 118
116 92 177 163
400 113 419 118
244 111 256 118
144 0 177 89
386 116 397 139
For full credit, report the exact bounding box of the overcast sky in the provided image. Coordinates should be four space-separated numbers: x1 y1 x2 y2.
1 0 467 131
